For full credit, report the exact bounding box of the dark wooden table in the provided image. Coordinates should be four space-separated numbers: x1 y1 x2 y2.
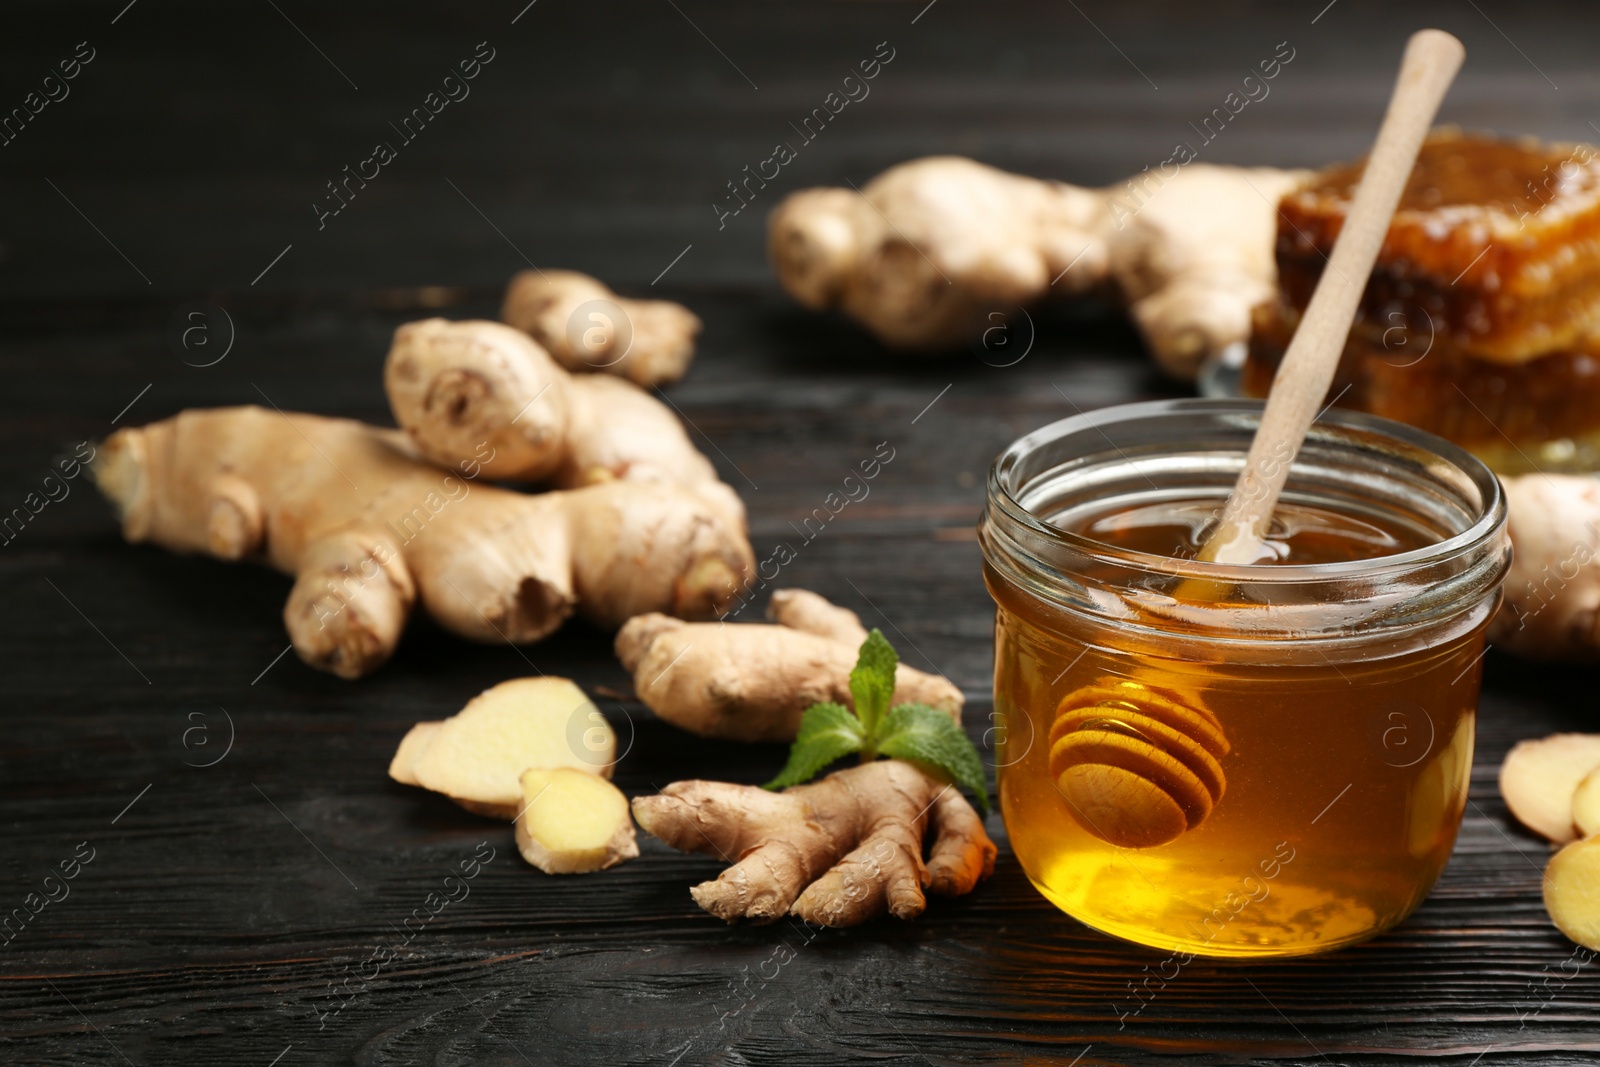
4 2 1599 1063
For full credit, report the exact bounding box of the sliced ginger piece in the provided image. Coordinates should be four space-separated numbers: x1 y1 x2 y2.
410 678 615 819
1499 733 1600 843
387 721 442 787
1544 836 1600 950
1573 770 1600 839
515 767 639 874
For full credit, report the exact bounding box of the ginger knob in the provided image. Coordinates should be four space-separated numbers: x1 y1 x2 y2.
1048 679 1230 849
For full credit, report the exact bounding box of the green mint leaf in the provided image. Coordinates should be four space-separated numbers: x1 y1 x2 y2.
849 629 898 739
763 703 866 790
877 703 990 814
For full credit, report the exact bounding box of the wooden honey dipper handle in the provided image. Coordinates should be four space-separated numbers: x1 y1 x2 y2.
1201 29 1466 566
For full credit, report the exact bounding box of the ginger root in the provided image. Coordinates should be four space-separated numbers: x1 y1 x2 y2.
769 155 1307 379
767 585 870 644
616 589 963 742
502 269 700 387
515 767 638 874
1489 474 1600 660
93 407 753 678
384 319 743 526
633 759 995 926
394 678 615 819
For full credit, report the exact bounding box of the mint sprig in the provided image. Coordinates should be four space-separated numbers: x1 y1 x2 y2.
848 630 898 738
764 703 863 789
763 629 990 813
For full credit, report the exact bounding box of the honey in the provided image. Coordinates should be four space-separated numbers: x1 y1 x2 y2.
981 400 1509 957
993 500 1481 956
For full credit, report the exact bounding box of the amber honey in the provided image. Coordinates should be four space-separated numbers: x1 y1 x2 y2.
981 400 1509 958
992 501 1483 956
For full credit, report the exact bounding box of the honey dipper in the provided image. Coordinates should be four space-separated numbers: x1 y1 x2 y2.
1049 679 1230 849
1202 28 1465 565
1050 30 1465 850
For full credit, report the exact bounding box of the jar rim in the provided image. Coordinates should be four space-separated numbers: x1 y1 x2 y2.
987 398 1505 586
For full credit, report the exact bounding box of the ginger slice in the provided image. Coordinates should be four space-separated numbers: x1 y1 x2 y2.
387 721 442 787
1544 836 1600 950
409 678 615 819
1573 770 1600 840
514 767 639 874
1498 733 1600 843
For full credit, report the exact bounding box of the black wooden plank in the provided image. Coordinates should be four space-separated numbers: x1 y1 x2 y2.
4 1 1600 1064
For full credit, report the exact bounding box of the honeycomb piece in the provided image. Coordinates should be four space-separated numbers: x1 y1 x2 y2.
1243 299 1600 474
1277 128 1600 363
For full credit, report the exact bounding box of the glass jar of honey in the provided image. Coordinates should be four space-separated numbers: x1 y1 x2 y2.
979 399 1509 958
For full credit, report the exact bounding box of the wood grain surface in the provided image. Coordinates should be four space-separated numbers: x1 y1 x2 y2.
3 1 1599 1063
